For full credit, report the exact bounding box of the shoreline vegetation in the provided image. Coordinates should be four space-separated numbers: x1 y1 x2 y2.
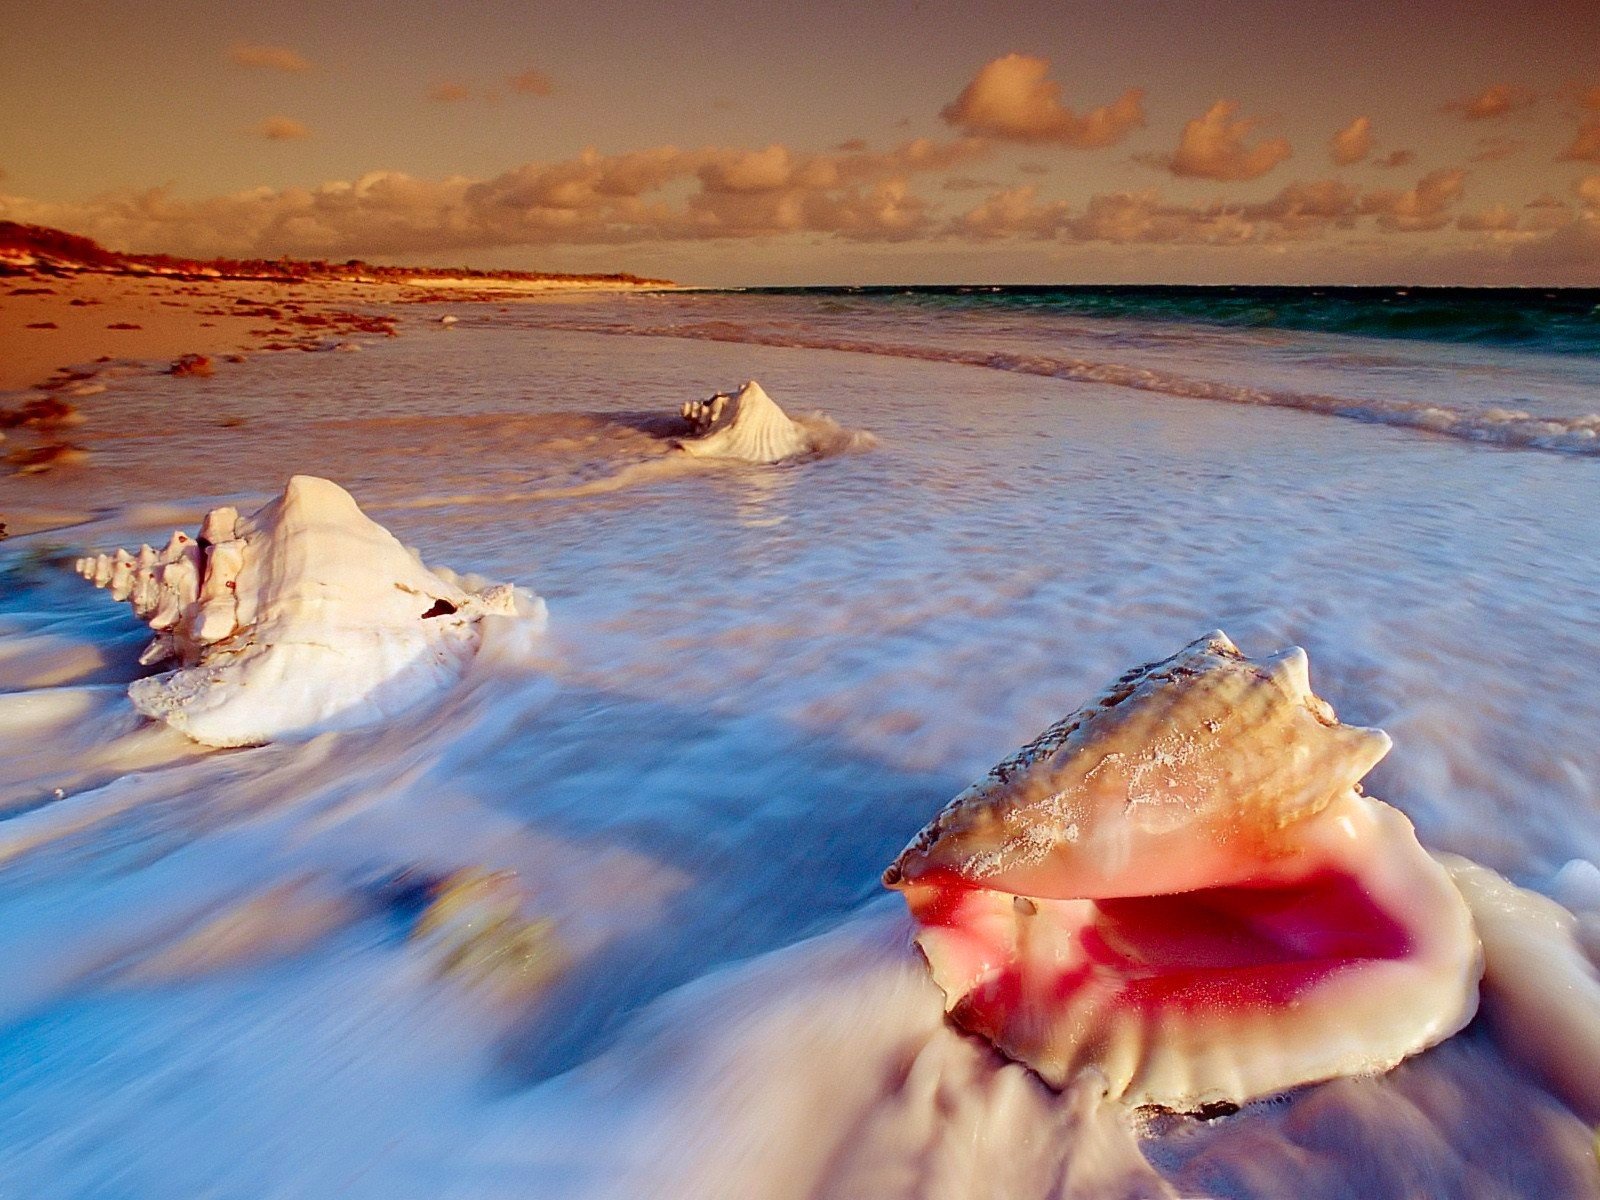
0 221 676 483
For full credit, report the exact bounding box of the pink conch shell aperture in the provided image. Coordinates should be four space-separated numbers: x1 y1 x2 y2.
75 475 536 748
677 380 812 464
883 631 1482 1110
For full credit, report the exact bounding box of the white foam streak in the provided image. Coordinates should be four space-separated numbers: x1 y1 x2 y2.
532 317 1600 456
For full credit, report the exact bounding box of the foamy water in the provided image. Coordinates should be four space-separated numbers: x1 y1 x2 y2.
0 291 1597 1197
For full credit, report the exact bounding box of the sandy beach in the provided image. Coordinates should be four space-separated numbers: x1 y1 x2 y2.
0 240 674 501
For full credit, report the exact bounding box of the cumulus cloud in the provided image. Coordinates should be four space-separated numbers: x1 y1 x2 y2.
949 185 1071 239
1152 100 1292 181
228 42 311 72
508 69 555 97
253 116 311 141
1359 167 1467 231
1329 116 1372 166
1443 83 1536 120
940 54 1145 148
1560 122 1600 163
1240 178 1360 234
1470 136 1525 163
1578 175 1600 208
1457 203 1518 232
1377 149 1416 169
428 81 472 103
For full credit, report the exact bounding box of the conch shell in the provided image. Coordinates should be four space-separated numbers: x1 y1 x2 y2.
884 632 1481 1110
76 475 530 747
677 380 812 464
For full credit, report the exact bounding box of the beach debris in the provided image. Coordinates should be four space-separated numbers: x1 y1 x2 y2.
410 868 567 1005
74 474 536 747
0 396 84 429
438 314 458 326
8 442 88 474
676 380 813 464
884 631 1481 1111
168 353 214 377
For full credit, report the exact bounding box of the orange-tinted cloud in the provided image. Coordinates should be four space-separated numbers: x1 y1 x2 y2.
1329 116 1372 166
1360 167 1467 231
834 139 868 153
1578 175 1600 208
1457 203 1518 232
1377 149 1416 169
1241 178 1360 233
253 116 311 141
950 185 1070 239
940 54 1145 148
941 175 1002 191
1470 136 1525 163
1560 122 1600 163
1442 83 1536 120
508 69 555 97
428 81 472 103
1153 100 1292 181
228 42 311 73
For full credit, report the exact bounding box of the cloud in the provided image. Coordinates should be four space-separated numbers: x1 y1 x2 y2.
949 185 1071 239
508 69 555 97
941 176 1002 191
1560 122 1600 163
1377 149 1416 169
1359 167 1467 231
1526 192 1566 208
1329 116 1372 166
428 81 472 103
940 54 1145 148
1152 100 1291 181
1016 161 1051 176
1470 136 1525 163
1442 83 1536 120
1457 203 1518 232
834 139 868 153
1579 175 1600 209
253 116 311 141
1240 178 1360 234
228 42 311 73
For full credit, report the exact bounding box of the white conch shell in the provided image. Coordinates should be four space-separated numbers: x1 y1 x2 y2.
884 632 1481 1110
677 380 812 464
77 475 533 747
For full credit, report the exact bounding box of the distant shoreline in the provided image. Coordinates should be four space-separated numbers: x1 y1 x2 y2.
0 221 680 479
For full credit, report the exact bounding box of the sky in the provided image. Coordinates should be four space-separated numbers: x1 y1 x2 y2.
2 0 1599 285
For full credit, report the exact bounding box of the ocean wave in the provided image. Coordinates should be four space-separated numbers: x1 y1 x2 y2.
752 285 1600 357
523 317 1600 457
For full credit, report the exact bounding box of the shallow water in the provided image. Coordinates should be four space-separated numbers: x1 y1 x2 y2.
0 293 1597 1197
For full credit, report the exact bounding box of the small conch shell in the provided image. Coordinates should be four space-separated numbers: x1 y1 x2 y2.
676 381 812 464
884 632 1481 1110
77 475 536 747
